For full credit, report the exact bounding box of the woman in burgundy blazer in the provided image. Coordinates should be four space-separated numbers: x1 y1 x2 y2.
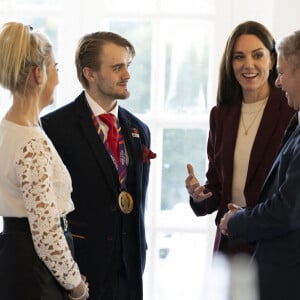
186 21 295 256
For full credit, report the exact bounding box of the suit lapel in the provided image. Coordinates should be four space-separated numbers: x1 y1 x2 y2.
259 124 300 202
75 94 119 194
220 104 241 194
118 108 142 188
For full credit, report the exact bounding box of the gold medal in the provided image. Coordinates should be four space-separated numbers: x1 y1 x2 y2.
118 191 133 214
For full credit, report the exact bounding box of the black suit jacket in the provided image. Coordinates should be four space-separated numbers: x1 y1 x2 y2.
42 92 151 298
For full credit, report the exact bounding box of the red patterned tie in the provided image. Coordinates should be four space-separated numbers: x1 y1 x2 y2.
99 113 119 164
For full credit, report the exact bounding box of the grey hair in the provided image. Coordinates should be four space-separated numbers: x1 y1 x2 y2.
277 30 300 70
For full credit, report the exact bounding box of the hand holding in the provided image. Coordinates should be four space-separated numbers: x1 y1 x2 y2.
185 163 212 203
219 203 242 236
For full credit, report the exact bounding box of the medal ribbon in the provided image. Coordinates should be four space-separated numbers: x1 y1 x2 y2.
91 113 127 190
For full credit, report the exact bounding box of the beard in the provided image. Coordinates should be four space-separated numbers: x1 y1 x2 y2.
96 80 130 100
110 89 130 100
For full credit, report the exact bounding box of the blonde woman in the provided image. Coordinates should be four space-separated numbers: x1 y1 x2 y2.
0 22 88 300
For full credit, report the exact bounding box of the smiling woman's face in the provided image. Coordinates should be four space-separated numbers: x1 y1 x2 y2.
232 34 274 100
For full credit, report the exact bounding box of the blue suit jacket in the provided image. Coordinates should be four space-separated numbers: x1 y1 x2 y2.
42 91 151 298
228 123 300 299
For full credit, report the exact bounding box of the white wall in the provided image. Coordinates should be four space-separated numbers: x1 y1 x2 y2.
272 0 300 40
215 0 299 39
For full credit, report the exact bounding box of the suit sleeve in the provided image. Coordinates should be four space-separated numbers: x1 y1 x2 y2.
228 134 300 243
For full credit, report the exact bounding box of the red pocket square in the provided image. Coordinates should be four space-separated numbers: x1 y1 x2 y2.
142 144 156 163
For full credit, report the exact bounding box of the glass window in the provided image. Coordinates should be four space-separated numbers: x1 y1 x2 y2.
163 20 213 114
15 0 61 7
161 128 207 210
0 1 217 300
18 17 59 52
104 0 157 12
161 0 215 14
0 0 5 11
110 21 152 114
144 231 209 300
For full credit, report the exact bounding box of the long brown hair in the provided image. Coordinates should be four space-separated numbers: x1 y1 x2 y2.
217 21 277 106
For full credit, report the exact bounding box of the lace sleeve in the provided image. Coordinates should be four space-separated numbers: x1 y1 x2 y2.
15 138 81 290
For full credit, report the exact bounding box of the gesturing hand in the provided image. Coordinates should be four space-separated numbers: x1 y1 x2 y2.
185 163 212 203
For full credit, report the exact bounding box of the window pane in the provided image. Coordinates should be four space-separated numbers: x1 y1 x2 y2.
161 128 207 210
105 0 157 12
161 0 215 14
0 0 5 10
0 18 58 49
11 16 59 53
109 21 152 114
163 20 213 114
144 232 208 300
156 202 209 229
15 0 60 6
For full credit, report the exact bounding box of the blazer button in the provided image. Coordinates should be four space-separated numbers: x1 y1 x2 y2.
106 234 113 241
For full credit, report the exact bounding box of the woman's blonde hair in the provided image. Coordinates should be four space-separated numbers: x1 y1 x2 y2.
0 22 53 94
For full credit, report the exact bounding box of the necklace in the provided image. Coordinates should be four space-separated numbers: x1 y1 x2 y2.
241 98 268 135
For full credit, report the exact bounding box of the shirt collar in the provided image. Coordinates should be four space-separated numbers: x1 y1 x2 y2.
85 90 119 119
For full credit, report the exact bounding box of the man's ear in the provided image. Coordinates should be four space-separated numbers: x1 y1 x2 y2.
82 67 96 83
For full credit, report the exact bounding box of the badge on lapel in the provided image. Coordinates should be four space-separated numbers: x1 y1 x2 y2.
131 128 156 162
132 128 140 138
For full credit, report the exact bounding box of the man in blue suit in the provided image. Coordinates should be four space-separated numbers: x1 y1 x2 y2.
42 31 155 300
220 30 300 300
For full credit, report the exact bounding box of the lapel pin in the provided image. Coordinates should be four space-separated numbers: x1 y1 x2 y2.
132 128 140 138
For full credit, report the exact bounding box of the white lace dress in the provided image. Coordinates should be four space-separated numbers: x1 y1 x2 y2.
0 119 81 290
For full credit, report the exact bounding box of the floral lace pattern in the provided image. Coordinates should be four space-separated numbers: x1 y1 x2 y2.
15 137 81 290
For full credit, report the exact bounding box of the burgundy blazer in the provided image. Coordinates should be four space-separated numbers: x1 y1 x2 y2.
190 87 295 255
